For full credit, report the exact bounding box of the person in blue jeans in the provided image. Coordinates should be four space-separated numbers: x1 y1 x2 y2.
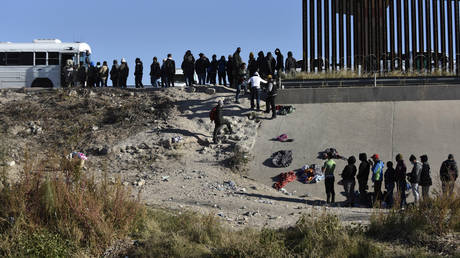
247 72 267 110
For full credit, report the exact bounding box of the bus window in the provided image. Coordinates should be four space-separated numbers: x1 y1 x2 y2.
19 52 33 65
80 51 90 65
6 53 20 65
48 52 59 65
0 53 5 65
35 52 46 65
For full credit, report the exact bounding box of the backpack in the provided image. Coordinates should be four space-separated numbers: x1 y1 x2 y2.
209 106 217 121
272 150 293 168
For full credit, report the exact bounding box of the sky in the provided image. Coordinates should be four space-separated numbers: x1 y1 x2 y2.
1 0 302 85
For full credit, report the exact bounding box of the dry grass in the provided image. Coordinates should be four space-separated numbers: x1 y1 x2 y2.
284 69 457 80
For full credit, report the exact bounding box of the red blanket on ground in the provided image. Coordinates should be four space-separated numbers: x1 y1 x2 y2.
273 171 297 190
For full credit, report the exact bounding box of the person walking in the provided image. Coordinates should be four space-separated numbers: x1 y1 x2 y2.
77 62 87 87
195 53 209 85
322 152 337 204
384 161 396 208
227 55 234 88
371 154 384 207
232 47 243 88
248 52 258 77
408 155 422 204
209 55 218 85
440 154 458 195
264 75 277 119
341 156 357 207
247 72 267 110
99 61 109 87
150 57 161 88
395 153 407 208
217 56 227 86
110 60 120 87
266 52 276 77
164 54 175 87
285 51 297 75
211 99 233 144
419 155 432 200
181 50 195 86
357 153 371 205
134 58 144 88
119 58 129 88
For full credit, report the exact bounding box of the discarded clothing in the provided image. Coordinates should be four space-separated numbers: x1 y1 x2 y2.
273 171 296 190
276 105 295 115
299 164 324 184
271 150 293 167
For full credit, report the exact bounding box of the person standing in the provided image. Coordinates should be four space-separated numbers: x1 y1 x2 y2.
110 60 120 87
77 62 87 87
341 156 357 207
275 48 284 84
119 58 129 88
248 52 258 77
160 58 167 87
63 59 74 88
232 47 243 88
134 58 144 88
99 61 109 87
95 62 102 87
209 55 218 85
266 52 276 77
164 54 176 87
419 155 432 200
285 51 297 75
440 154 458 195
395 153 407 208
371 154 384 207
384 161 396 208
227 55 234 88
87 62 98 88
181 50 195 86
408 155 422 205
217 56 227 86
195 53 209 85
322 152 337 204
357 153 371 205
264 75 278 119
150 57 161 88
247 72 266 110
234 63 247 103
211 99 233 144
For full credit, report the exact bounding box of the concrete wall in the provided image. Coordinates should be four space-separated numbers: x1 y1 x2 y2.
277 85 460 104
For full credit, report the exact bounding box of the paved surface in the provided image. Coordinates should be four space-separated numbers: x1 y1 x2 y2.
249 100 460 204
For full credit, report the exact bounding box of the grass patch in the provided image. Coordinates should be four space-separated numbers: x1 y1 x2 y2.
224 149 252 175
283 69 457 80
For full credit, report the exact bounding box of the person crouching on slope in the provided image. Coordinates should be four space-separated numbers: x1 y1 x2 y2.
211 99 234 144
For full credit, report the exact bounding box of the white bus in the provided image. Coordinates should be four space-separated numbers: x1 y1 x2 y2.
0 39 92 88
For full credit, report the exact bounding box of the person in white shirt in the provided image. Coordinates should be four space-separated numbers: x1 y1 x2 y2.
247 72 267 111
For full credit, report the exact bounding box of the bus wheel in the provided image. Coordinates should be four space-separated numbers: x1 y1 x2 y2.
31 78 53 88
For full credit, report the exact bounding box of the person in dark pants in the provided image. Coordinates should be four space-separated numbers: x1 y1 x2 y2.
181 50 195 86
195 53 209 85
371 154 385 207
419 154 432 200
212 99 233 144
357 153 371 205
119 58 129 88
264 75 277 119
150 57 161 88
227 55 234 88
99 61 109 87
395 153 407 208
247 72 266 109
440 154 458 195
77 62 87 87
248 52 258 77
384 161 396 208
232 47 243 88
164 54 175 87
209 55 218 85
266 52 276 77
256 51 268 78
95 62 102 87
341 156 357 207
110 60 120 87
160 59 167 87
217 56 227 86
285 51 297 75
87 62 98 88
322 152 336 204
134 58 144 88
274 48 284 85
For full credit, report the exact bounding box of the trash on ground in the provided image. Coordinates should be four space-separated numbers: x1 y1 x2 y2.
271 150 293 167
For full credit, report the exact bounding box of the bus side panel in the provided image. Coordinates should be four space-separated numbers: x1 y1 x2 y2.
0 68 26 88
29 65 60 88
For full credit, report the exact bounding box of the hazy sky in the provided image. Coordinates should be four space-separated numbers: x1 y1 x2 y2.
1 0 302 84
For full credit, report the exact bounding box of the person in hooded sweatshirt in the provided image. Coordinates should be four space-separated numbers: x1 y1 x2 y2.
217 56 227 86
419 154 432 200
341 156 357 207
181 50 195 86
274 48 284 83
264 75 278 119
395 153 407 208
226 55 234 87
285 51 297 75
164 54 176 87
87 62 98 88
248 52 258 77
232 47 243 88
99 61 109 87
110 60 120 87
257 51 268 78
408 155 422 205
357 153 371 204
134 58 144 88
95 62 102 87
150 57 161 88
77 62 87 87
371 154 384 207
160 58 167 87
119 58 129 88
384 161 396 208
266 52 276 77
195 53 209 85
209 55 218 85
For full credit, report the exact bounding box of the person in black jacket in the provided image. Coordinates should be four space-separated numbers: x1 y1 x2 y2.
266 52 276 77
257 51 268 78
134 58 144 88
419 155 432 200
264 75 277 119
384 161 396 208
232 47 243 87
181 50 195 86
110 60 119 87
341 156 357 207
87 62 98 88
274 48 284 84
77 62 87 87
195 53 209 85
150 57 161 88
212 99 233 144
209 55 218 85
440 154 458 195
227 55 234 88
248 52 258 77
285 51 297 75
395 153 407 208
217 56 227 86
164 54 175 87
357 153 371 205
119 58 129 88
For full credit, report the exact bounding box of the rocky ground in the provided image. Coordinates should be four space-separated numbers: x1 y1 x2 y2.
0 86 375 230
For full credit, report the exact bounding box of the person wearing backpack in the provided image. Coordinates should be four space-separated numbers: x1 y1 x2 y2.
134 58 144 88
440 154 458 195
384 161 396 208
164 54 176 87
408 155 422 204
371 154 384 207
395 153 407 208
341 156 357 207
419 155 432 200
211 99 233 144
322 152 336 204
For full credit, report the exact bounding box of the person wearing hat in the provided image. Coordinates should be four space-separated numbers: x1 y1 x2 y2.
440 154 458 195
341 155 357 207
419 155 432 200
247 71 267 110
212 99 233 144
119 58 129 88
395 153 407 208
110 60 120 87
371 154 384 207
408 154 422 204
264 74 278 119
134 58 144 88
322 152 336 204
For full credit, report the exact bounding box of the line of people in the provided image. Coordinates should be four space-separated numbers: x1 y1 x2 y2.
322 152 458 208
